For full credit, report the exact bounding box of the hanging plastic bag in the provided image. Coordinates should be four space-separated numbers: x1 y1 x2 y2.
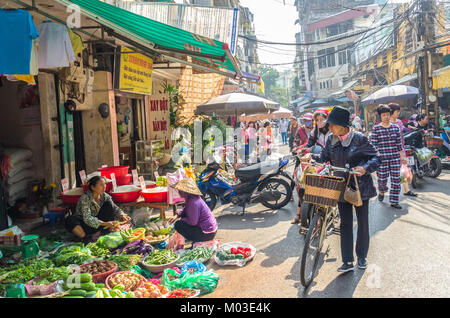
181 261 207 276
400 164 412 184
300 165 317 185
416 148 434 164
167 168 187 204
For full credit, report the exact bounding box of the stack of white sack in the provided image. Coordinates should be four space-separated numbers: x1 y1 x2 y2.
3 147 34 206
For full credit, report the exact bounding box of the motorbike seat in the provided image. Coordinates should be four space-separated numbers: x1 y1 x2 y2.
235 161 279 180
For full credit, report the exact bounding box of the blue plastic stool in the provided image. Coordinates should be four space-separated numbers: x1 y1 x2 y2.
43 212 65 228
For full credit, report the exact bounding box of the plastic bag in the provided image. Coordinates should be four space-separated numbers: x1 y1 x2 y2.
192 240 220 250
167 231 185 251
96 232 124 249
161 268 219 295
167 168 187 204
160 268 182 289
416 148 434 164
400 164 412 184
214 242 256 267
300 166 317 185
181 261 207 276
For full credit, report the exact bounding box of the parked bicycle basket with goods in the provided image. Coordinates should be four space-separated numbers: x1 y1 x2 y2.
303 174 346 208
299 162 360 288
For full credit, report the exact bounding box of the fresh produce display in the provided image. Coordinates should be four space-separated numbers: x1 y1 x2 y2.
145 219 170 233
96 232 125 250
106 272 145 291
0 259 54 284
114 239 153 256
120 228 146 242
54 245 93 266
166 288 198 298
156 176 167 187
134 282 169 298
144 250 178 266
80 260 116 276
178 247 213 264
216 250 244 261
144 233 169 245
33 266 71 285
86 243 110 257
106 254 142 272
94 285 136 298
230 246 252 259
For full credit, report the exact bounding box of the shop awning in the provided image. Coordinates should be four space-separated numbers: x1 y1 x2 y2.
56 0 241 76
432 66 450 90
388 73 417 86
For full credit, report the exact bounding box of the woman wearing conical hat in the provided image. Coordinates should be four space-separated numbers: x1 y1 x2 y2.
169 177 218 243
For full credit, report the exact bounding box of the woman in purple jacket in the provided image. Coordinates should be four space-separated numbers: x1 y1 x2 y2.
169 177 218 243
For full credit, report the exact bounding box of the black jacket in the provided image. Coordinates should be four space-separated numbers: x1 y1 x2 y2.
313 130 381 202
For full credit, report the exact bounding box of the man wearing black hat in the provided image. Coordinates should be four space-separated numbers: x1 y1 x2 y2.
302 106 380 273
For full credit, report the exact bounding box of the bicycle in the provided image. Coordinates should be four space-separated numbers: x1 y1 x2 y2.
299 161 360 288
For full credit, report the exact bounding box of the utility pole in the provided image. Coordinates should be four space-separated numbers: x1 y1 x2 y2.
417 0 440 131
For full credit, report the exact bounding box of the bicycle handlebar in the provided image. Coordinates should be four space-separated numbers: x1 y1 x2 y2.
307 160 362 176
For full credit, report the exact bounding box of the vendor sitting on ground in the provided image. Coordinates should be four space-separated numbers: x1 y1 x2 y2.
169 177 218 244
65 176 131 242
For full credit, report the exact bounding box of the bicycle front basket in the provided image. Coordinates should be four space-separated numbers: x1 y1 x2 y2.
303 174 346 207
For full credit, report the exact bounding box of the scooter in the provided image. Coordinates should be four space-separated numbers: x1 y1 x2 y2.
404 129 442 188
198 157 293 215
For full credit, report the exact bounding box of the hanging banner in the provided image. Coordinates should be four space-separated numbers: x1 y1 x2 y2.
148 92 171 151
115 46 153 95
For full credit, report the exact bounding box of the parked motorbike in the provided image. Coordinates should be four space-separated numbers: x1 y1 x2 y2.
403 129 442 188
198 156 293 215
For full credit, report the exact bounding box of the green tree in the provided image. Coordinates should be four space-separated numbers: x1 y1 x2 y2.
260 66 280 94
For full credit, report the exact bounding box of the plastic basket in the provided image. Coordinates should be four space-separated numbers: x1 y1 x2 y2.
303 174 346 208
425 136 443 150
79 261 118 284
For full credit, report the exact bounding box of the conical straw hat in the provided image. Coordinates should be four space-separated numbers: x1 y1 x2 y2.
173 177 202 196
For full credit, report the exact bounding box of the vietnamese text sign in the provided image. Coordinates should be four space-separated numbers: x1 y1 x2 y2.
118 46 153 95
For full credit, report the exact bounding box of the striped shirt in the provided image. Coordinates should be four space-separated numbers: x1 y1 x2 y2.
370 123 403 160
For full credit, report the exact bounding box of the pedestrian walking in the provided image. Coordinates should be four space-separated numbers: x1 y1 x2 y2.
280 118 289 145
306 110 332 151
291 112 329 225
371 104 407 209
389 103 417 197
302 106 380 272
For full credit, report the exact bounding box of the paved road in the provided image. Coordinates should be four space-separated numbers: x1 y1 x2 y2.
204 145 450 298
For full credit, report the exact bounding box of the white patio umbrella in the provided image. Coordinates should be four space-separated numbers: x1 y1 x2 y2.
362 85 419 105
195 93 280 116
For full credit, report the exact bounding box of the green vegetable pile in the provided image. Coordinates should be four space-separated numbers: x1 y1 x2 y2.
86 243 110 257
33 267 71 285
216 250 244 261
144 250 178 265
178 247 213 264
54 245 93 266
106 254 142 272
0 259 54 284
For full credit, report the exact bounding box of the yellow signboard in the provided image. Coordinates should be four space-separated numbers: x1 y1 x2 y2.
118 47 153 95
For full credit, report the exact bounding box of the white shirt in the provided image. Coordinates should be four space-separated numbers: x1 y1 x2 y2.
37 21 75 69
280 120 289 133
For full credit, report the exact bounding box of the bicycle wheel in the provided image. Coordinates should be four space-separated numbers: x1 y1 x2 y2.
300 212 323 288
300 202 313 229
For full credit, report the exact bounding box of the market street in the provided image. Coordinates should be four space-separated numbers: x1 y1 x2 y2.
204 145 450 298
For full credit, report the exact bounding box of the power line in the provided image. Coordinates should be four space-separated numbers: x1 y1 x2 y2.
239 17 396 46
240 15 406 66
